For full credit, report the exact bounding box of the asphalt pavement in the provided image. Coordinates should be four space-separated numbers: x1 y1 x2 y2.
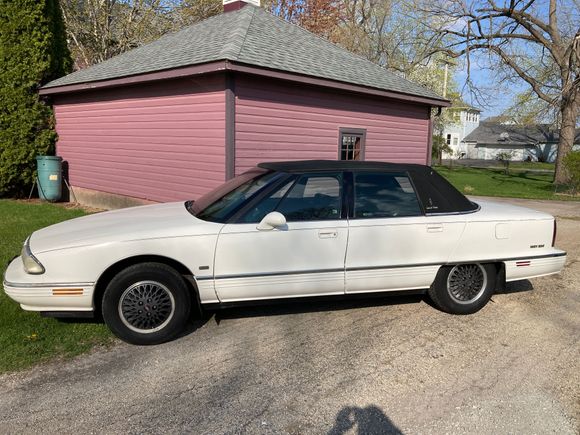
0 198 578 434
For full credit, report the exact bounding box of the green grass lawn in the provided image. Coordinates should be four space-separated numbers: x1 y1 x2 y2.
480 161 556 171
435 166 578 200
0 200 113 374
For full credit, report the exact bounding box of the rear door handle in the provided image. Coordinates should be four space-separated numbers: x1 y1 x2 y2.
319 229 338 239
427 224 443 233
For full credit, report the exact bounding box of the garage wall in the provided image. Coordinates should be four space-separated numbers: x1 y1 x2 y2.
234 75 430 175
54 75 226 203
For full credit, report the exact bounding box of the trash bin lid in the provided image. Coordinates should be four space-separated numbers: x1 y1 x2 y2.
36 155 63 161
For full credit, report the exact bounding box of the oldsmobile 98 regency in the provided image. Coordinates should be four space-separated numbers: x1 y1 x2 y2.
3 161 566 344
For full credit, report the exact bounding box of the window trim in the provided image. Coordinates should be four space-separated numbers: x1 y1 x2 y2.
348 170 425 220
338 128 367 161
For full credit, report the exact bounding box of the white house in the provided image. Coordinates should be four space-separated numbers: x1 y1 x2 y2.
441 103 481 158
463 122 580 161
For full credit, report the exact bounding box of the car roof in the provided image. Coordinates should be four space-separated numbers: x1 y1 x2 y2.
258 160 428 173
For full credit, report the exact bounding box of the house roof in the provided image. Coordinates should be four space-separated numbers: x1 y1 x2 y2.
449 101 480 112
464 122 580 145
41 5 446 104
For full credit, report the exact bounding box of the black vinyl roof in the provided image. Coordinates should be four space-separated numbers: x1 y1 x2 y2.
258 160 478 214
258 160 427 173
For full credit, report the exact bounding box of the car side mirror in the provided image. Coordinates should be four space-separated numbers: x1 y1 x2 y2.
257 211 287 231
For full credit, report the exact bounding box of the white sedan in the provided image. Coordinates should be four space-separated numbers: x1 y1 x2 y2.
3 161 566 344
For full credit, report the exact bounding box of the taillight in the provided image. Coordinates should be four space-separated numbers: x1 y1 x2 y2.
552 219 557 247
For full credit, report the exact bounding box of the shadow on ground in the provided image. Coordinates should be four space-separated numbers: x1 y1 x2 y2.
211 293 425 323
57 280 534 339
328 405 403 435
498 279 534 294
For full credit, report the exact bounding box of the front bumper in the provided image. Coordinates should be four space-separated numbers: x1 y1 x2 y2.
3 257 94 312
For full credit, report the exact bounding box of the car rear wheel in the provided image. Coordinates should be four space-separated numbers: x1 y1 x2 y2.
428 263 496 314
102 262 191 345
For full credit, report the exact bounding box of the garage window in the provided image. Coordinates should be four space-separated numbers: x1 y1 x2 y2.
339 128 366 161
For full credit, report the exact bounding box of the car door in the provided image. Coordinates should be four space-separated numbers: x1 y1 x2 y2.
214 173 348 302
345 171 465 293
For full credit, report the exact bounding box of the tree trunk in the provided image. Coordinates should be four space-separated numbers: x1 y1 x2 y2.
554 92 579 184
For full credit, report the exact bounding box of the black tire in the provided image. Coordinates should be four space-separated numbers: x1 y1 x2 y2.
428 263 496 315
102 262 191 345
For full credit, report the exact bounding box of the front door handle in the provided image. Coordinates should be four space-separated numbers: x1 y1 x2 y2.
319 229 338 239
427 224 443 233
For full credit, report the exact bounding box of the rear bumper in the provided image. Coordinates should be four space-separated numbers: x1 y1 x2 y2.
3 257 94 312
505 251 567 282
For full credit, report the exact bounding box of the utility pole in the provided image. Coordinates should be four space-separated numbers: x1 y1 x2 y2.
438 60 452 165
442 62 449 98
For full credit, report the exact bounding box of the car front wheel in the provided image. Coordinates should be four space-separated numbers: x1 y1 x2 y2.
102 262 191 345
428 263 496 314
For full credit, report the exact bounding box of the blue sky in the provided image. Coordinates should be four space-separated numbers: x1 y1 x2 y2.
446 0 579 121
453 54 527 120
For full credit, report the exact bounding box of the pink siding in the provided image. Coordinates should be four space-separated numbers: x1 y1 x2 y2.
235 75 430 175
54 75 226 202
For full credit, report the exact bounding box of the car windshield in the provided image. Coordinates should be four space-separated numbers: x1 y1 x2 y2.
186 168 280 223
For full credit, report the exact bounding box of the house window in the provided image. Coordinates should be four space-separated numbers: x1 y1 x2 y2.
339 128 366 161
446 134 459 147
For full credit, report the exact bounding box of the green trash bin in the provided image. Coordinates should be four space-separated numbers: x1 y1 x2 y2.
36 156 63 202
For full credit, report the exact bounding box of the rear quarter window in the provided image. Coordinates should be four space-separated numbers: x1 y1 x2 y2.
411 169 478 214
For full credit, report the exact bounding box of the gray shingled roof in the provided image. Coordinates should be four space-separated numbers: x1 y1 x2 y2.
464 122 580 144
450 101 480 112
43 5 444 101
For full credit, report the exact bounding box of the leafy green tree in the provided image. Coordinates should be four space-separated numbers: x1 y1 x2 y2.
0 0 72 196
177 0 222 26
431 135 452 163
60 1 223 70
424 0 579 185
563 151 580 194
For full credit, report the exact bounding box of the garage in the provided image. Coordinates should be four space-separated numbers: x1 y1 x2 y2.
40 1 448 208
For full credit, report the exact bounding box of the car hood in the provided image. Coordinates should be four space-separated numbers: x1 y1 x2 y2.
29 202 220 254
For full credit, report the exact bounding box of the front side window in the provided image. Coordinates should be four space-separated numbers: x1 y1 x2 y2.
240 173 343 223
188 169 280 223
353 172 422 218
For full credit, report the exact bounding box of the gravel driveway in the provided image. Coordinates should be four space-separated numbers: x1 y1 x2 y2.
0 198 578 434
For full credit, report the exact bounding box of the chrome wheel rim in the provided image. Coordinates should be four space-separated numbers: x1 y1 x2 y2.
118 281 175 334
446 264 487 305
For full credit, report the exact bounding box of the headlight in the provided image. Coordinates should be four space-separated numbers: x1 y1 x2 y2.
21 236 45 274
